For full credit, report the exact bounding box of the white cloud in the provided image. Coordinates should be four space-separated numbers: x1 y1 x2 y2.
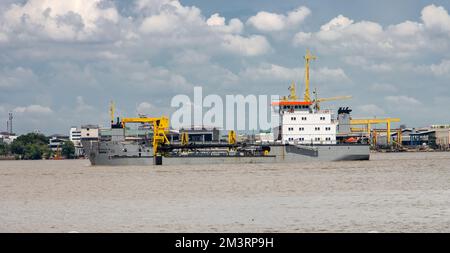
315 67 349 83
240 63 302 81
139 13 178 33
75 96 94 113
293 4 450 60
221 34 271 56
421 4 450 32
206 13 243 34
430 59 450 76
13 104 53 114
357 104 385 116
2 0 119 41
369 83 398 92
388 21 422 37
0 67 37 89
247 6 310 32
136 102 157 115
385 96 421 106
138 0 204 35
240 63 349 83
247 12 285 32
172 50 210 65
292 32 311 45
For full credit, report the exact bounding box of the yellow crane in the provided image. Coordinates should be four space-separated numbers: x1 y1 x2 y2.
121 116 170 155
350 118 401 145
109 100 115 125
181 132 189 145
228 130 236 145
304 49 316 102
313 93 352 111
282 81 299 101
278 50 350 110
54 143 62 160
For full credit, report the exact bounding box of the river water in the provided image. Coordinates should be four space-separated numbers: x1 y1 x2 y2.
0 152 449 232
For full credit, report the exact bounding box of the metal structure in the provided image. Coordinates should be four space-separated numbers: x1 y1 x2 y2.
313 91 352 111
6 112 13 134
278 50 350 111
109 101 115 125
372 129 403 148
228 130 236 145
303 49 316 102
350 118 401 145
181 132 189 145
121 116 170 155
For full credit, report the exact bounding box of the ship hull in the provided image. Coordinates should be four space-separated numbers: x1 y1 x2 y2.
82 140 369 166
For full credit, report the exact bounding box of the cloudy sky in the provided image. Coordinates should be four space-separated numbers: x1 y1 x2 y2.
1 0 450 135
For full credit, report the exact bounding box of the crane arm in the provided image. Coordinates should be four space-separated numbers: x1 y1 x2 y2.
121 116 170 155
316 95 352 103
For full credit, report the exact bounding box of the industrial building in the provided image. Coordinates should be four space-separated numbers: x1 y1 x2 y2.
70 127 84 157
0 132 17 144
48 134 70 152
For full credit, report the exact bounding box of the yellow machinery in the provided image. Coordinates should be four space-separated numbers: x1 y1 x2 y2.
283 81 299 101
54 143 62 160
228 130 236 145
304 49 316 102
181 132 189 145
281 50 350 110
371 129 403 148
121 116 170 155
109 100 115 124
313 94 352 111
350 118 401 145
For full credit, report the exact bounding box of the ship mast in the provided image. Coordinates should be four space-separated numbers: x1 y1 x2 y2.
304 49 316 102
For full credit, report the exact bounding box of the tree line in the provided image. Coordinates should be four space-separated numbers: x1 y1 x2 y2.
0 133 76 160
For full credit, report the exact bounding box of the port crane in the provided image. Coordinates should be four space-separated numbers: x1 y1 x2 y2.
278 49 351 110
109 100 170 155
120 117 170 155
350 118 401 145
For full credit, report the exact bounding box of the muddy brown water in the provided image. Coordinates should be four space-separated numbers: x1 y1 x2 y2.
0 152 449 232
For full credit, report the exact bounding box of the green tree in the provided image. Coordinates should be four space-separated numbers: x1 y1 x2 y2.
0 142 10 156
61 140 75 159
10 141 25 156
23 144 42 160
10 133 49 160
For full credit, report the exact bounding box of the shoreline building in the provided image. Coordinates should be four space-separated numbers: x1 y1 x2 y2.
48 134 70 153
70 127 84 157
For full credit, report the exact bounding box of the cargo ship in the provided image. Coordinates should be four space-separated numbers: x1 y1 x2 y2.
81 50 370 165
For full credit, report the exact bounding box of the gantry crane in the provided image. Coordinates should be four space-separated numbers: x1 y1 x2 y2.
121 116 170 155
350 118 401 145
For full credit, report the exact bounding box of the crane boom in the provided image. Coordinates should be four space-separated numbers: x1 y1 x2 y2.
316 95 352 103
304 49 316 102
121 116 170 155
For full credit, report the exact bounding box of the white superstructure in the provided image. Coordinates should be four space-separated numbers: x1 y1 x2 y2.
278 102 337 144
